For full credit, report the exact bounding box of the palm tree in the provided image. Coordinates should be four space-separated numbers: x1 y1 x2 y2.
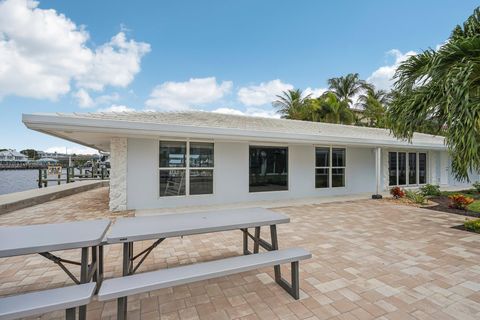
388 7 480 181
327 73 371 106
316 92 354 125
357 87 390 127
273 89 312 120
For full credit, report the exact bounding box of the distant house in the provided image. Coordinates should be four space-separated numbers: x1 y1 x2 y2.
23 111 479 211
0 149 28 164
36 157 59 165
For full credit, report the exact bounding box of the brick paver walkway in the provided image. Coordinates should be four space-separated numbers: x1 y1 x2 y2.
1 187 480 320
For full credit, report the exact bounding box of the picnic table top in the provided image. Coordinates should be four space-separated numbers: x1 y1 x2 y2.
107 207 289 243
0 219 111 258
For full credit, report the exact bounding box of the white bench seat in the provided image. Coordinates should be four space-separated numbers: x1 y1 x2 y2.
0 283 96 320
98 248 311 301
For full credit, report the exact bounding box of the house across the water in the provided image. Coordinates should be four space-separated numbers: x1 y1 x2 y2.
22 111 478 211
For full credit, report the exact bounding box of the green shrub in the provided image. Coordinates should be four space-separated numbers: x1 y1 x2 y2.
464 219 480 233
420 184 441 196
405 189 426 204
473 181 480 193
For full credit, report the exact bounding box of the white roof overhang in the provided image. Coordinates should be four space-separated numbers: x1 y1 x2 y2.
23 113 447 152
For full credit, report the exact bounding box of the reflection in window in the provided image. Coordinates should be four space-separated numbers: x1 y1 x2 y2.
419 153 427 184
190 142 214 168
332 168 345 187
315 168 329 188
389 152 397 186
249 146 288 192
398 152 406 185
409 153 417 185
159 141 214 197
160 170 185 196
331 148 345 187
315 147 346 188
159 141 186 168
389 151 427 186
190 170 213 195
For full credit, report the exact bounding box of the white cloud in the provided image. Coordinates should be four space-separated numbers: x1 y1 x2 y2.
45 146 98 155
304 87 327 98
73 89 119 108
97 104 135 113
0 0 149 100
367 49 416 90
212 107 280 119
145 77 232 111
75 32 150 91
73 89 94 108
237 79 293 106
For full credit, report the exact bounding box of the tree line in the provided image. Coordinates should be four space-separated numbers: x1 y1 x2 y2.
273 7 480 182
273 73 392 129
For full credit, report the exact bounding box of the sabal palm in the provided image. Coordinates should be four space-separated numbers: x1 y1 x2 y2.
273 89 311 120
327 73 371 105
388 7 480 181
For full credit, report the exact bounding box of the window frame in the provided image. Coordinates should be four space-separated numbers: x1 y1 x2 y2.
315 146 347 189
388 151 428 187
248 144 289 193
158 139 215 198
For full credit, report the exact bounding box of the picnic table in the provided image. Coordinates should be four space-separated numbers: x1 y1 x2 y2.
106 207 292 319
0 219 110 320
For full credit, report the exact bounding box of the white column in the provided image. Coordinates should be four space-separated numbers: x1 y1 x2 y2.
374 147 382 197
109 137 128 211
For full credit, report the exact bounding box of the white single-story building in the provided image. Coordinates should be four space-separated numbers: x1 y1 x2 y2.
23 111 479 211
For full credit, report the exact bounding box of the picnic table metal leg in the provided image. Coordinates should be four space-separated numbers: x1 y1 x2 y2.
99 245 104 284
118 242 131 320
79 247 89 320
270 225 282 283
253 227 261 254
242 228 249 255
291 261 300 299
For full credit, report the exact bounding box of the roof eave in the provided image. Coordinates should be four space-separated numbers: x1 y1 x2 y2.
22 113 447 151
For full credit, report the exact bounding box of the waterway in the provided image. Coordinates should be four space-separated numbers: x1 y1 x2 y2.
0 169 83 195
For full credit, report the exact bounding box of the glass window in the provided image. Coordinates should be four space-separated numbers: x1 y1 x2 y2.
315 147 346 188
332 168 345 187
249 146 288 192
159 141 214 197
160 170 186 196
315 168 329 188
332 148 345 167
419 153 427 184
315 148 329 167
398 152 407 185
190 170 213 195
408 153 417 185
159 141 186 167
190 142 214 168
389 152 397 186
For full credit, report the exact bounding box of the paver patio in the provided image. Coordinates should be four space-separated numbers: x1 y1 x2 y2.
1 187 480 320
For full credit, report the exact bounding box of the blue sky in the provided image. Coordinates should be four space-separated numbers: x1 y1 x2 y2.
0 0 477 154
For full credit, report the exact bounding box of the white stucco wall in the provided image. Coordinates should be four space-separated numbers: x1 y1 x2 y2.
126 138 377 210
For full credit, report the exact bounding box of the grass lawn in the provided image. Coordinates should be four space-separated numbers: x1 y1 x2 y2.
468 200 480 213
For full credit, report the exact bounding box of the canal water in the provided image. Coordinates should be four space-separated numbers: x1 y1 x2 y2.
0 169 83 195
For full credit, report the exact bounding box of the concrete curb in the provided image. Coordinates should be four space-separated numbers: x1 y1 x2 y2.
0 180 109 215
